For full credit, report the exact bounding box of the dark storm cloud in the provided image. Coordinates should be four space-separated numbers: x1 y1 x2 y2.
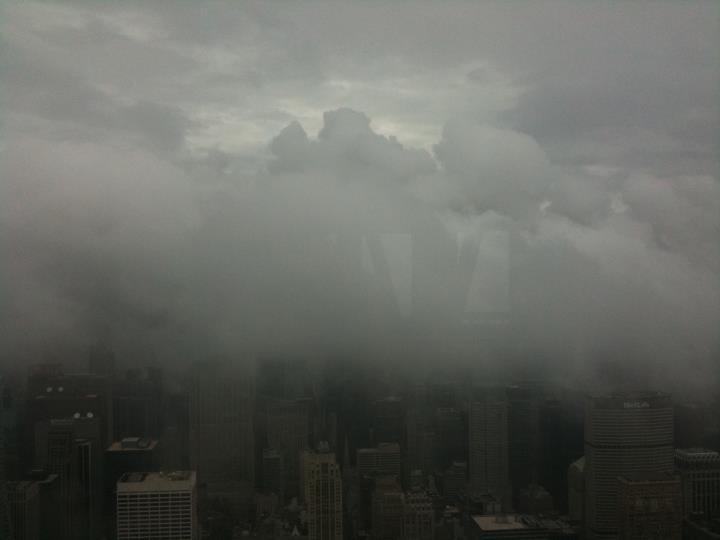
0 1 718 394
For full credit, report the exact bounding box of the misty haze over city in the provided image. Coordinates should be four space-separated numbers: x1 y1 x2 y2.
0 2 719 540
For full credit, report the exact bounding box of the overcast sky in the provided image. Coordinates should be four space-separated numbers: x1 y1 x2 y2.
1 2 718 392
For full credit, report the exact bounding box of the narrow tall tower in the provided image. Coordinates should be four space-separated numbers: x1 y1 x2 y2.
303 442 343 540
468 388 510 508
0 377 12 539
189 361 254 505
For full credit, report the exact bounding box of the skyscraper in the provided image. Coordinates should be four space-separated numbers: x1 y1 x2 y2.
468 390 510 508
104 437 160 540
266 397 310 500
584 392 674 540
675 448 720 518
371 476 404 540
357 443 402 481
0 377 13 539
303 443 343 540
116 471 197 540
6 481 39 540
617 473 681 540
506 384 540 501
34 416 103 540
403 486 434 540
189 361 254 505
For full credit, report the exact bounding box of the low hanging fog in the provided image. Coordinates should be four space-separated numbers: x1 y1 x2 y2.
1 2 718 395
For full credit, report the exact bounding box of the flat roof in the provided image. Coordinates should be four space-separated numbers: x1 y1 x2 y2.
472 515 528 531
107 438 158 452
676 448 720 460
117 471 195 492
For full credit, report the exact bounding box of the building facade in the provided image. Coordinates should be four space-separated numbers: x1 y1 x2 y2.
468 391 510 508
675 448 720 518
303 444 343 540
6 481 39 540
357 443 402 480
403 487 434 540
189 361 254 505
584 392 674 540
116 471 197 540
617 474 682 540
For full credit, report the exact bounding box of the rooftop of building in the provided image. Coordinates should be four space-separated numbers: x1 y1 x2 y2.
472 515 531 531
107 437 158 452
5 481 38 493
117 471 196 492
618 471 678 484
591 390 671 407
358 442 400 454
676 448 720 461
471 514 575 532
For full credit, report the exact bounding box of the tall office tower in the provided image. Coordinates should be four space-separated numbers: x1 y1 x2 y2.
27 470 60 540
617 473 682 540
674 403 711 449
26 365 113 448
418 431 438 477
6 481 39 540
261 448 285 501
116 471 197 540
0 416 12 538
162 390 190 471
87 343 116 378
303 443 343 540
468 390 510 509
266 397 310 500
113 367 163 440
256 356 313 400
567 457 585 523
371 476 404 540
104 438 161 540
442 461 468 501
189 361 254 505
584 392 674 540
538 393 584 514
675 448 720 518
403 487 434 540
0 383 13 540
357 443 402 480
2 373 23 480
434 407 466 470
373 397 404 446
34 416 103 540
507 385 540 501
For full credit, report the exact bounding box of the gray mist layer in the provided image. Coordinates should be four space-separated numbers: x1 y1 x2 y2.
1 2 718 394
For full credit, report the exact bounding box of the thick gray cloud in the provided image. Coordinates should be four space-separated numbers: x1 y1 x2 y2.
1 1 718 395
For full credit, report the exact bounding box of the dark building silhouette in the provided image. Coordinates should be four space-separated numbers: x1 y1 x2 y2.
112 368 163 440
6 481 39 540
27 470 61 540
189 361 254 512
261 448 285 501
34 416 103 540
507 385 540 504
265 397 310 500
371 476 404 540
468 388 511 509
